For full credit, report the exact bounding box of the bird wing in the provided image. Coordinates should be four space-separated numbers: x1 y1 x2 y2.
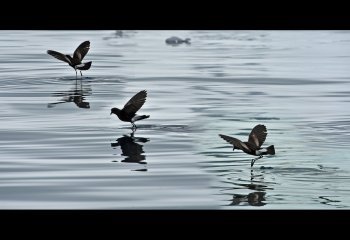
73 41 90 62
248 124 267 148
47 50 72 64
122 90 147 115
219 134 251 152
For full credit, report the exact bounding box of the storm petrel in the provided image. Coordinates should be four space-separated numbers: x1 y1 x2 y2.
47 41 92 78
110 90 150 129
219 124 275 167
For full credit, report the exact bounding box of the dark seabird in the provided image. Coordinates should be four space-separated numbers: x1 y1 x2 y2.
110 90 150 129
219 124 275 167
47 41 92 78
165 36 191 45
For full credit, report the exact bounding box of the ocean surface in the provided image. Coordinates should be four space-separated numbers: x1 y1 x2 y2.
0 30 349 209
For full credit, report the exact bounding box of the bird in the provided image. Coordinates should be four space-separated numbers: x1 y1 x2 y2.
110 90 150 129
219 124 275 167
47 41 92 78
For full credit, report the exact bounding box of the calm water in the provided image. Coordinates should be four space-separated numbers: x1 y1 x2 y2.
0 30 350 209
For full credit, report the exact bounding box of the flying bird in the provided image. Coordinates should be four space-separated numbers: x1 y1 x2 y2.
47 41 92 78
110 90 150 129
219 124 275 167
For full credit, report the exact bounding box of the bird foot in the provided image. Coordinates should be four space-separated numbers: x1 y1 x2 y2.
251 155 263 167
131 125 137 132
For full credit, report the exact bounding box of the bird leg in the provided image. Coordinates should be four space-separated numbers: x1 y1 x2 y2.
80 71 83 77
131 122 137 130
251 155 263 167
75 70 78 80
250 169 254 181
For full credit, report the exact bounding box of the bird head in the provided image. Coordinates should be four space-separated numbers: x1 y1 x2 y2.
110 107 121 115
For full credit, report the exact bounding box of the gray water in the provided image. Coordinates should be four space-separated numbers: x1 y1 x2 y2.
0 30 350 209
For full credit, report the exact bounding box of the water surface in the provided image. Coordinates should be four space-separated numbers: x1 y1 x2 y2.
0 30 349 209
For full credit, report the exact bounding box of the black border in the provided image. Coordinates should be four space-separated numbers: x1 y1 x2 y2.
1 5 350 29
1 210 349 227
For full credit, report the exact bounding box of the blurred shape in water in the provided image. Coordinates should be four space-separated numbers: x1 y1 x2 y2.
165 36 191 46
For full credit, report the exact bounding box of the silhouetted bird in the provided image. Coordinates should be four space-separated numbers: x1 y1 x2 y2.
219 124 275 167
110 90 150 129
47 41 92 78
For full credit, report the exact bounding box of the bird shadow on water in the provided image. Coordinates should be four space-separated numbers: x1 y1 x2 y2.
47 79 92 109
111 129 150 172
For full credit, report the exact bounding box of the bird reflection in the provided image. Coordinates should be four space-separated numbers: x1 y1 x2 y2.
47 80 91 109
228 169 270 207
111 130 149 168
230 191 266 206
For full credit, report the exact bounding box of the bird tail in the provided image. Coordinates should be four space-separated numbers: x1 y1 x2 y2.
184 38 191 44
266 145 275 155
111 142 120 147
79 61 92 70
